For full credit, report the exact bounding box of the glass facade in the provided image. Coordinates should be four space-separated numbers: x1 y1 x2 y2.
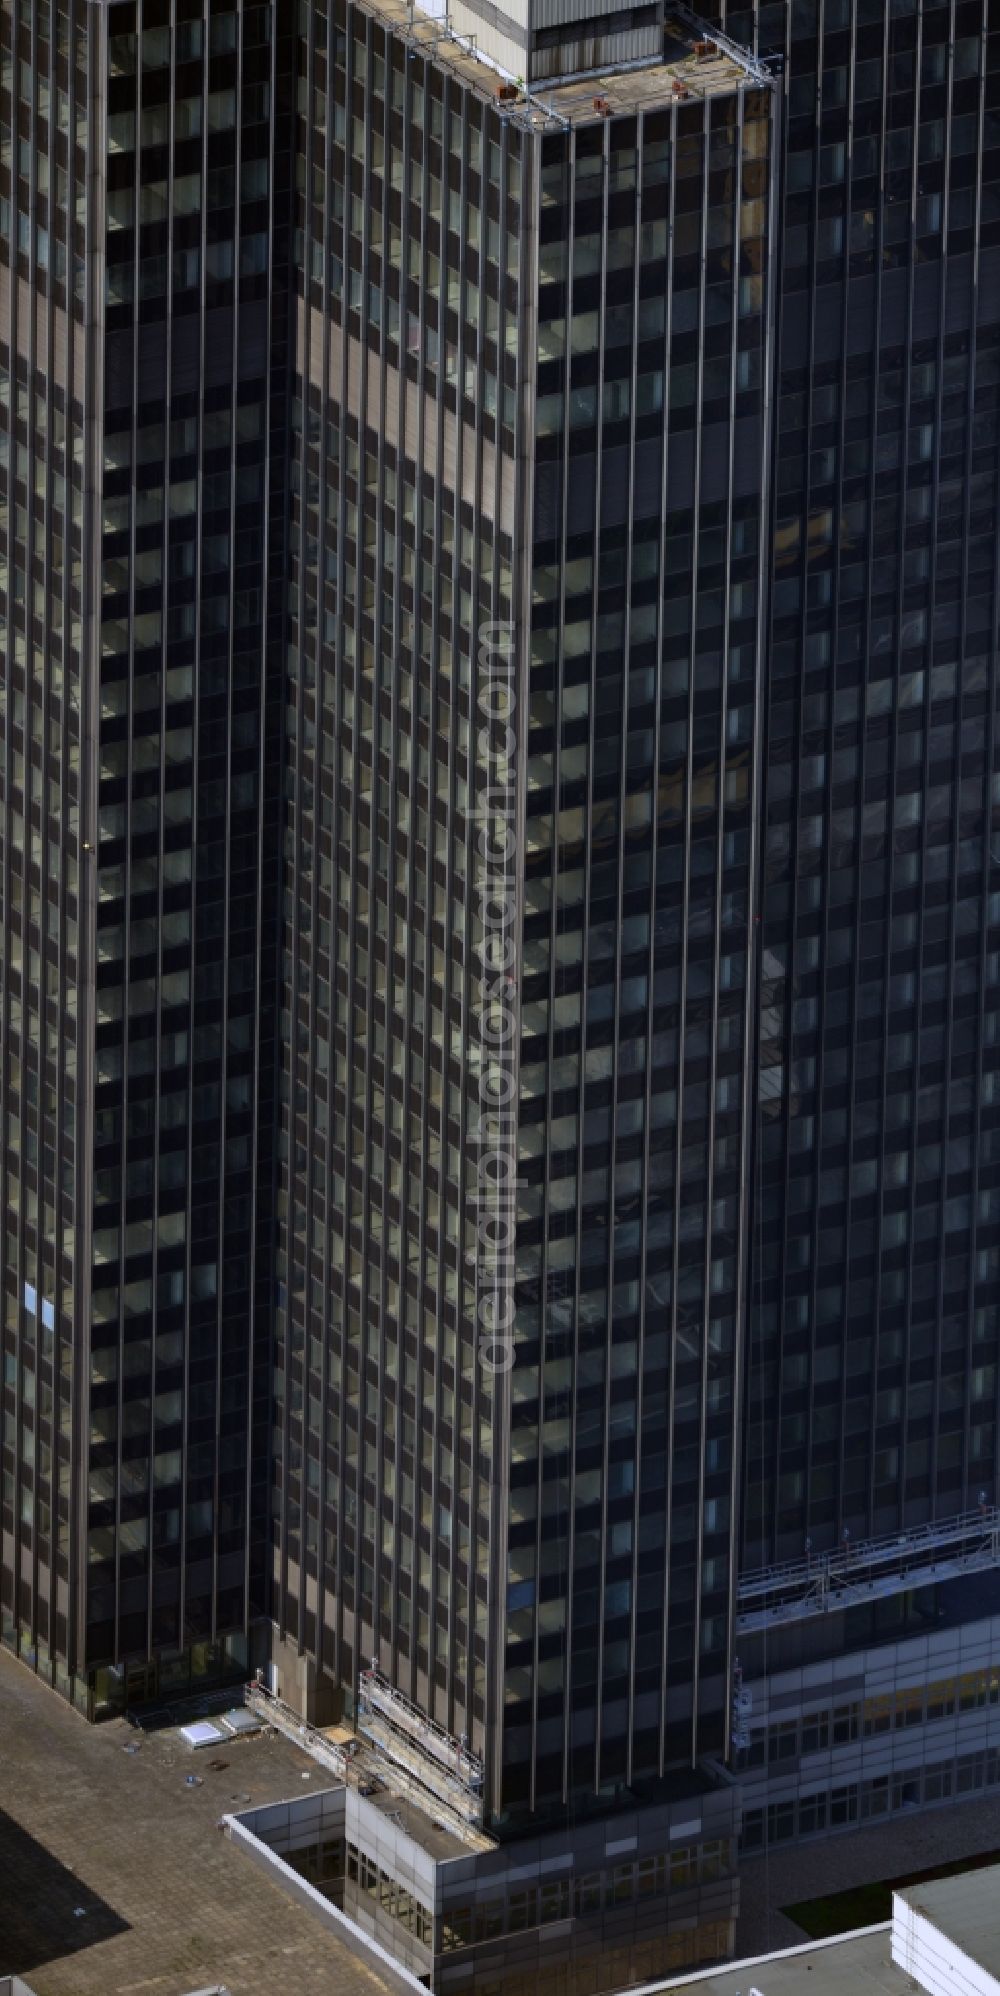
276 0 522 1774
720 0 1000 1568
0 0 90 1702
0 0 997 1932
274 0 779 1834
87 0 288 1675
1 0 288 1708
507 85 774 1820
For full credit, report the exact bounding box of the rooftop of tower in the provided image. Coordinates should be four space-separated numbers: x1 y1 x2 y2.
368 0 773 128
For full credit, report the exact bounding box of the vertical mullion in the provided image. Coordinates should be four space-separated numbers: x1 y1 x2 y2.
656 95 678 1781
687 91 711 1765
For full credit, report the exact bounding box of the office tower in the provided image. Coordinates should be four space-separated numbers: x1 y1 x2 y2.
2 0 999 1987
271 4 782 1983
1 0 96 1703
0 0 290 1714
738 0 1000 1571
728 0 1000 1865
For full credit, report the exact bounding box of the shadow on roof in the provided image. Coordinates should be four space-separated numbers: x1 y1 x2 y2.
0 1807 129 1977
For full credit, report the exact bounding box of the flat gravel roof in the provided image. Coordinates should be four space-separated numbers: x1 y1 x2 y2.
650 1925 905 1994
896 1863 1000 1981
0 1648 406 1996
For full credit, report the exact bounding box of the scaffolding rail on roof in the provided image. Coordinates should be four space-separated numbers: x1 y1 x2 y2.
357 1665 485 1827
668 1 781 86
244 1681 491 1848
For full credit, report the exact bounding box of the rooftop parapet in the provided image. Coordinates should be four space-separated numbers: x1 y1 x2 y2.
361 0 778 129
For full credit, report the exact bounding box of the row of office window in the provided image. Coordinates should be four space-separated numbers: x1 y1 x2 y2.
290 1834 435 1947
275 0 517 1748
284 1825 732 1956
440 1842 734 1951
0 0 87 1665
742 1746 1000 1851
344 1843 434 1946
746 0 1000 1560
746 1668 1000 1765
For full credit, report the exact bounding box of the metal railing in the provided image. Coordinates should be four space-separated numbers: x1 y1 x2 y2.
669 1 782 87
356 1665 485 1826
359 1666 482 1785
737 1505 1000 1631
244 1680 491 1848
245 1682 353 1778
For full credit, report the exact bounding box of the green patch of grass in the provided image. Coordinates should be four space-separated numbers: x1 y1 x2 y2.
784 1846 1000 1939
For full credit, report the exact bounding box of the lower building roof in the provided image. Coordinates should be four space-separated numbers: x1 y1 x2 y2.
0 1647 412 1996
652 1924 907 1995
896 1863 1000 1984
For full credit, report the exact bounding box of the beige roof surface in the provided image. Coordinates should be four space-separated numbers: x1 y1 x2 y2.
897 1863 1000 1980
648 1924 906 1995
0 1648 407 1996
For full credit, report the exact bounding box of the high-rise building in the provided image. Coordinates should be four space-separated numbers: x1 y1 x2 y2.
0 0 289 1712
1 0 999 1988
276 0 779 1819
737 0 1000 1575
273 8 779 1981
725 0 1000 1873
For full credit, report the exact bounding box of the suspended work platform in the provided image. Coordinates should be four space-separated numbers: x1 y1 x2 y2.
737 1505 1000 1632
